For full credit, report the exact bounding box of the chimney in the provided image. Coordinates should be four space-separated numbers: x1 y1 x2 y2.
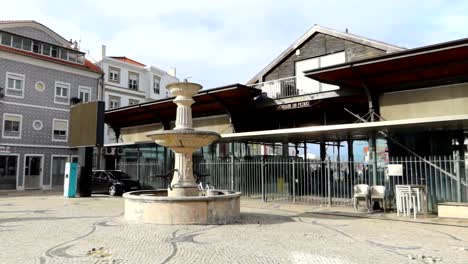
168 67 177 78
101 44 107 58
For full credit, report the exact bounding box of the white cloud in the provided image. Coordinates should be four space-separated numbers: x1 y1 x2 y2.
2 0 468 86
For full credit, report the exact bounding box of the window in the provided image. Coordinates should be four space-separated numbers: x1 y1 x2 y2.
32 41 41 53
2 114 22 139
128 72 139 90
54 82 71 105
51 46 58 58
108 67 120 82
5 72 25 98
78 86 92 103
109 96 121 109
153 75 161 94
0 31 85 65
129 99 139 105
52 119 68 142
0 32 11 46
12 36 22 49
22 39 32 51
42 43 51 56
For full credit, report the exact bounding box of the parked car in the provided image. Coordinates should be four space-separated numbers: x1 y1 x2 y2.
91 170 141 196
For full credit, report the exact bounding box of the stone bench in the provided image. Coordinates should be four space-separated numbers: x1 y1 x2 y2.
438 202 468 219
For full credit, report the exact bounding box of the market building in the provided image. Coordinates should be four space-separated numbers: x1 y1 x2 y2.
105 25 468 211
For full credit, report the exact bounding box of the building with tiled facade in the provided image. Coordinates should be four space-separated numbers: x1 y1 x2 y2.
0 20 103 190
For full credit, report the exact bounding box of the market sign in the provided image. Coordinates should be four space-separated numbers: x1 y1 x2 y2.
276 101 311 111
387 164 403 176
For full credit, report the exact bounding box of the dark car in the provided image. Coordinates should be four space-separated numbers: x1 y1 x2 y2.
91 170 141 196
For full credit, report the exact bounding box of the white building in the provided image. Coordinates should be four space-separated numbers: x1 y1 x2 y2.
98 45 178 145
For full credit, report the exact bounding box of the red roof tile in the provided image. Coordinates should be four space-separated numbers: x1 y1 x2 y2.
110 56 146 67
0 45 103 74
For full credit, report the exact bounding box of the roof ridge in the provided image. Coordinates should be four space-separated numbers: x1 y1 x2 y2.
246 24 405 85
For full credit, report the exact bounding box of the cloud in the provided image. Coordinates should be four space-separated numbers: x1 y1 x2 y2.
2 0 468 87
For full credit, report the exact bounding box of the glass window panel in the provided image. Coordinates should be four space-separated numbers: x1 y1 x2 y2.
1 33 12 46
51 46 58 57
22 38 32 51
12 36 22 49
7 79 14 89
60 49 67 60
32 42 40 53
42 43 50 56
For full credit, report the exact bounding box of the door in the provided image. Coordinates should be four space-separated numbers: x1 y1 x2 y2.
52 156 68 188
0 155 18 189
24 155 43 189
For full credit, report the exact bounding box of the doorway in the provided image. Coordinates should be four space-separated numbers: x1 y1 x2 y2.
51 156 68 188
0 155 19 189
24 155 43 189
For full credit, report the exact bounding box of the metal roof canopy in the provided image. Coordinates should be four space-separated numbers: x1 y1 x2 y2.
105 84 261 128
304 38 468 92
219 115 468 143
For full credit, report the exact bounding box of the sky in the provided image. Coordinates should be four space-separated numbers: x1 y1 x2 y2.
2 0 468 88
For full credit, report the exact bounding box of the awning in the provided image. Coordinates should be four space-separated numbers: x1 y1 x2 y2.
305 38 468 92
105 84 261 129
220 114 468 142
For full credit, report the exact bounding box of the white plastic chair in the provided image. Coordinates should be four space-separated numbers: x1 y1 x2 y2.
353 184 370 211
370 185 386 212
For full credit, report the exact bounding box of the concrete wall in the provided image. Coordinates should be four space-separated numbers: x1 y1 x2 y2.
380 84 468 120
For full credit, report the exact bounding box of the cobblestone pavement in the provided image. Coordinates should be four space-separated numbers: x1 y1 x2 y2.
1 195 468 264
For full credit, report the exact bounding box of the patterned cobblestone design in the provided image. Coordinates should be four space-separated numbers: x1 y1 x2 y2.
0 195 467 264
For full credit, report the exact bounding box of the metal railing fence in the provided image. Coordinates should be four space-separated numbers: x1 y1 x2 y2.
117 155 467 213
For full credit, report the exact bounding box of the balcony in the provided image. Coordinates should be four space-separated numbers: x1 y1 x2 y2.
249 76 339 99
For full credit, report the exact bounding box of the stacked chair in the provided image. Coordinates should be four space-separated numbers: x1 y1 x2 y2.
395 185 422 219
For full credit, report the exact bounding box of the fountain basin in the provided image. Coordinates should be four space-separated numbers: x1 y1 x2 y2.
146 130 220 152
123 190 241 225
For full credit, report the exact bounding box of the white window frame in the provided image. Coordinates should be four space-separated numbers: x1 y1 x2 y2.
153 75 161 94
108 67 120 83
51 118 69 142
2 113 23 139
78 86 92 103
54 81 71 105
50 154 69 188
108 96 121 109
5 72 25 98
128 72 139 90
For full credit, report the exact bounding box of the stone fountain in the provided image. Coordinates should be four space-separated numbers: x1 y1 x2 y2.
123 82 241 225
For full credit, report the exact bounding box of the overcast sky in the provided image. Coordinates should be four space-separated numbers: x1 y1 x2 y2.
2 0 468 88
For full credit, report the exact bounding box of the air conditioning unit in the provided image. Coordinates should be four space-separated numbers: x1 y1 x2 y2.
117 148 124 155
105 147 115 155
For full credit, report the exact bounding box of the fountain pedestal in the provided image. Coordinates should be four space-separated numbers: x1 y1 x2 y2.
123 82 241 225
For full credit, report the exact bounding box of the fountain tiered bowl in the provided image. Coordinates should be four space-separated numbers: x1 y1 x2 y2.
123 82 241 225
